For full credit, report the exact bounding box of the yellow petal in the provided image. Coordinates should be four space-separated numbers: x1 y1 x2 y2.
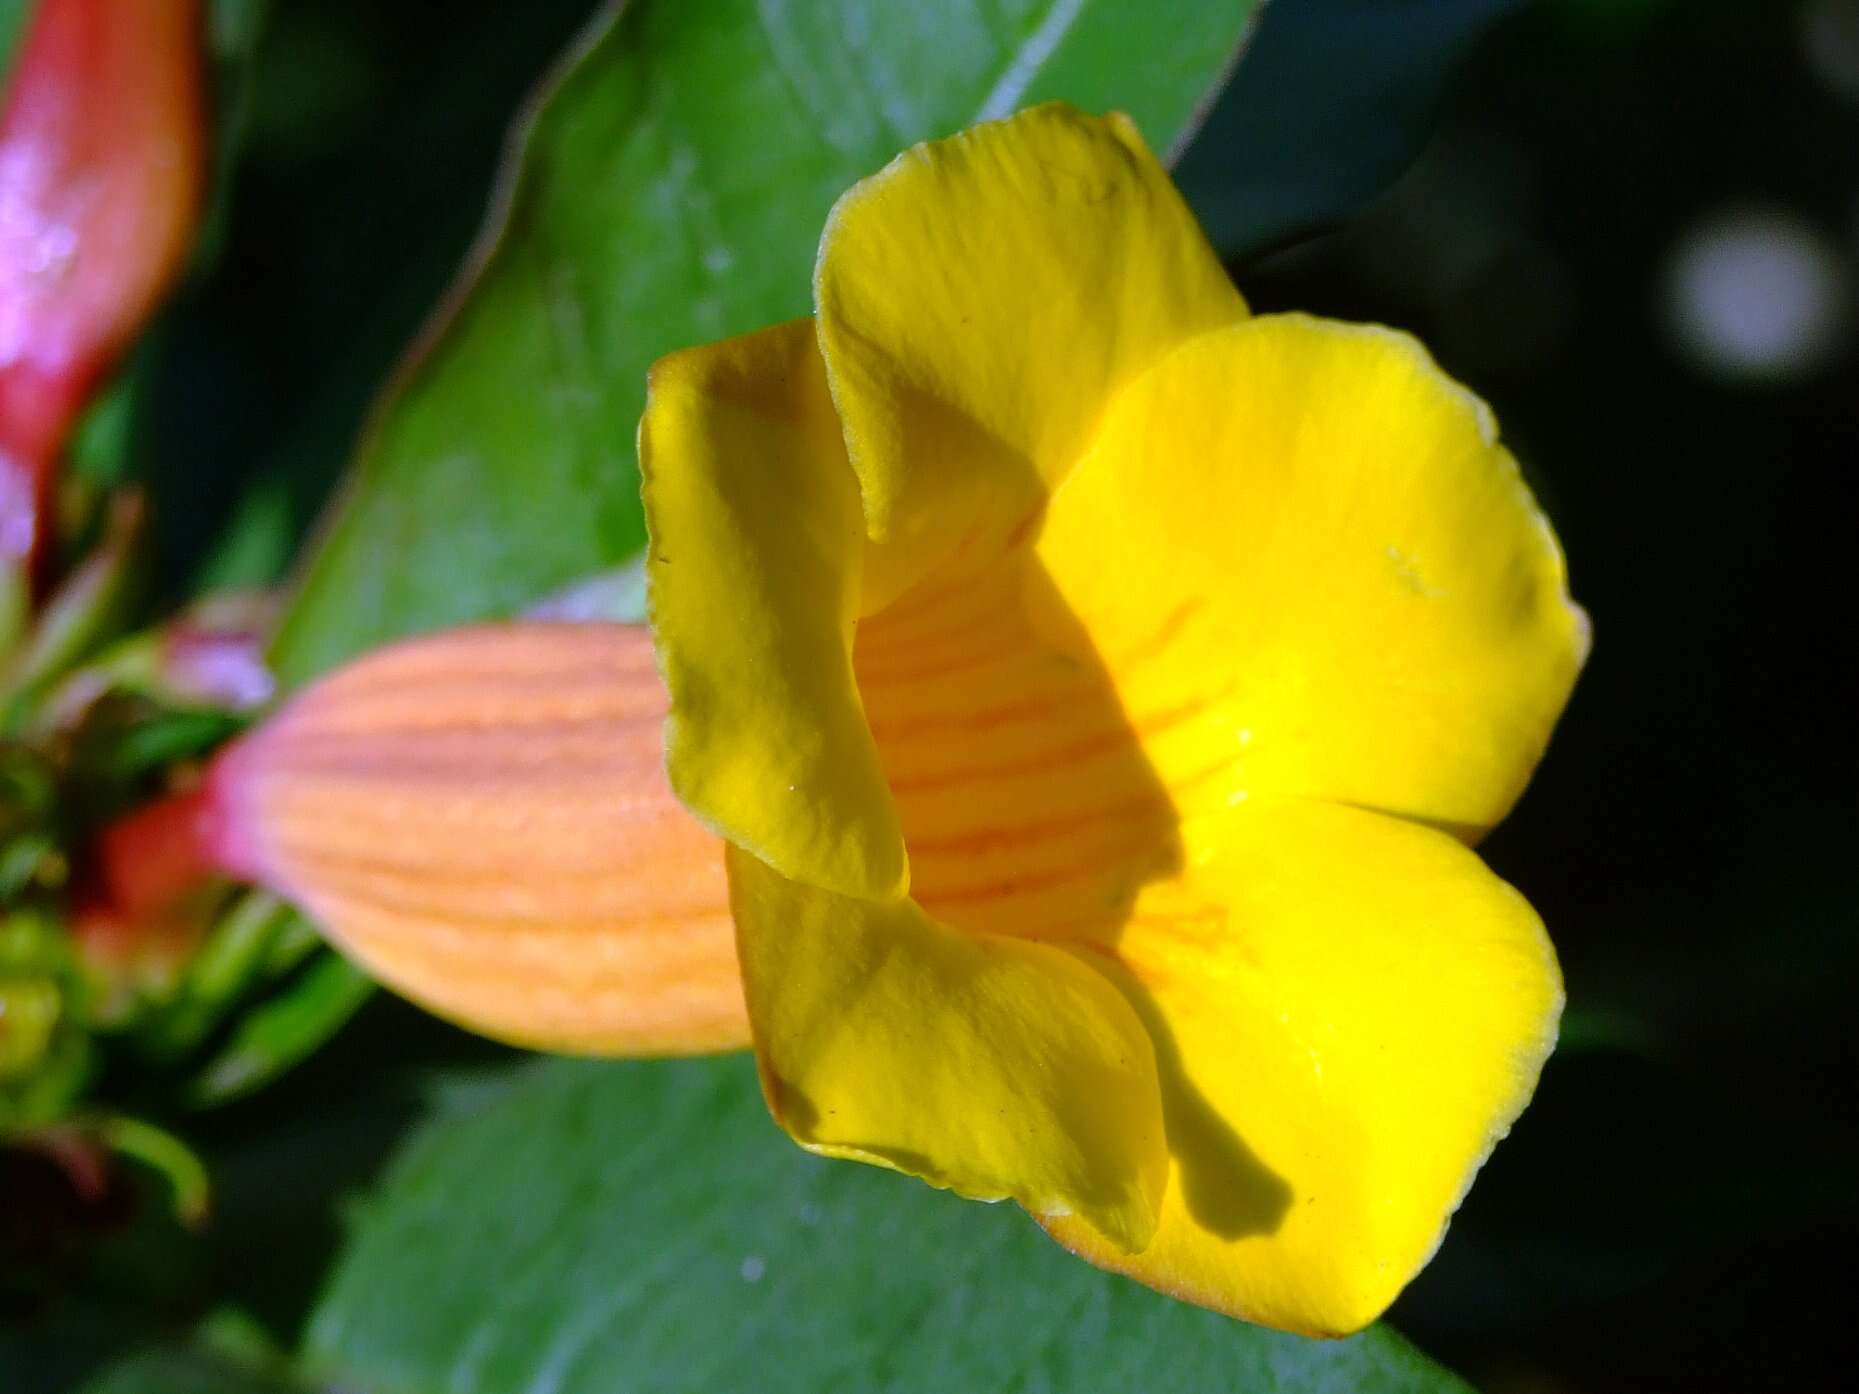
1035 313 1588 838
1042 797 1562 1336
639 319 906 900
210 623 746 1055
728 844 1168 1252
816 103 1245 600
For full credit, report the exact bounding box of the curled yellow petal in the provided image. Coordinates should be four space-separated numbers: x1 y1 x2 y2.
817 103 1244 572
210 622 746 1054
730 844 1168 1253
639 320 907 901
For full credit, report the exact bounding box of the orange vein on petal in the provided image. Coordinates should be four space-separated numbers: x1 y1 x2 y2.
853 558 1181 944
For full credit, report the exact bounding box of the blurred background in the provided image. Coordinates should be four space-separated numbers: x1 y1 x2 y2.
4 0 1856 1390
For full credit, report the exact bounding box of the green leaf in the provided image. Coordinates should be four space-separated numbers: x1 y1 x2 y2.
1176 0 1527 259
185 947 375 1106
0 0 27 74
270 0 1260 687
306 1056 1473 1394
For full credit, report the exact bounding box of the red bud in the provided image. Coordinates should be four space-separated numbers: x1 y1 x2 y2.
0 0 205 570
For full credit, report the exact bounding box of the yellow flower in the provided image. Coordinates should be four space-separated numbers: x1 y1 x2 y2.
637 104 1586 1334
161 101 1583 1338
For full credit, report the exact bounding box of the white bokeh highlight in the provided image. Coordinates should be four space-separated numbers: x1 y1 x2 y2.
1665 207 1851 381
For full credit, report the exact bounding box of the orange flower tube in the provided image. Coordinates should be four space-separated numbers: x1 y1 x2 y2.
95 622 746 1054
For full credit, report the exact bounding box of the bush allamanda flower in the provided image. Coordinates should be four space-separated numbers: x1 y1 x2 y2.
186 104 1586 1336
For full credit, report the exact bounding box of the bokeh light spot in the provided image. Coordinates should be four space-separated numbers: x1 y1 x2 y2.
1664 208 1850 381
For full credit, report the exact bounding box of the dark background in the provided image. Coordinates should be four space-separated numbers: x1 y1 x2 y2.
9 0 1858 1390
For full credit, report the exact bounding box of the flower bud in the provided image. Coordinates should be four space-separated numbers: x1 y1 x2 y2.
0 0 205 569
195 622 745 1055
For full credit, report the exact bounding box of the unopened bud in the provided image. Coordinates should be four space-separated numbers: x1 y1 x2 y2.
0 0 205 568
200 623 746 1055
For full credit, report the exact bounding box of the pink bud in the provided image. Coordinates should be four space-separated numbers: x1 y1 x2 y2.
0 0 205 572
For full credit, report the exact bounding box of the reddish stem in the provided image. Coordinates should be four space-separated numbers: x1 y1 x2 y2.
84 783 222 923
0 364 85 582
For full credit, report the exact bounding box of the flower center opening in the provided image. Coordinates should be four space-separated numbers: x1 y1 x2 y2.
851 546 1188 945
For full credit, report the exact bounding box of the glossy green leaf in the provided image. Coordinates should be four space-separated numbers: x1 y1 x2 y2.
1176 0 1527 259
269 0 1259 687
305 1056 1474 1394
